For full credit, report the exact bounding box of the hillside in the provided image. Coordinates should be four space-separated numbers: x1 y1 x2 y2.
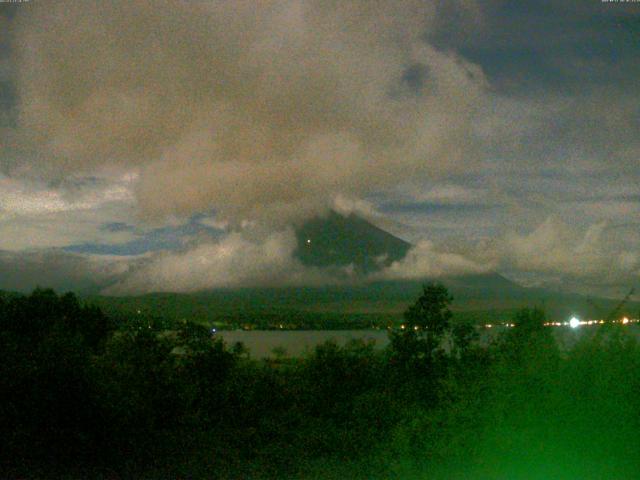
86 277 640 329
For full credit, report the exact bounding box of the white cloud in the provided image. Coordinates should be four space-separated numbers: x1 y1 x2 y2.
0 174 135 216
0 177 70 216
0 2 637 298
0 209 136 251
499 216 640 285
375 240 491 280
196 215 229 232
0 174 137 250
332 195 379 219
104 229 334 295
396 183 490 205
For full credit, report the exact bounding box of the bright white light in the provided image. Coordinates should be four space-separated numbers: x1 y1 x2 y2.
306 238 311 244
622 317 629 325
569 316 580 329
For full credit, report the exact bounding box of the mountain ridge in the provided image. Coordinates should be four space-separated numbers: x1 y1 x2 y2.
294 210 412 273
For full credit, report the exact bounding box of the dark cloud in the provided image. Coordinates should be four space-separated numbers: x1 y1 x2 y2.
0 1 637 296
100 222 135 233
66 216 224 256
5 0 487 224
0 5 19 21
0 249 131 294
401 63 431 94
430 1 639 95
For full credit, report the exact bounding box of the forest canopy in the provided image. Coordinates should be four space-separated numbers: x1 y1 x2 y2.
1 287 639 479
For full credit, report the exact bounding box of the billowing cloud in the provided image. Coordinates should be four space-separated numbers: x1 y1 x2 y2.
7 0 486 224
0 1 637 298
104 228 335 295
500 217 640 282
3 214 637 298
0 174 134 217
376 239 491 280
0 174 136 250
376 215 639 294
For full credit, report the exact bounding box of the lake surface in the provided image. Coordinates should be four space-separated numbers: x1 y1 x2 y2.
216 330 390 358
216 324 640 358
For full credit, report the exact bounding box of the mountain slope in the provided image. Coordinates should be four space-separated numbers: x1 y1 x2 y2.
294 210 411 273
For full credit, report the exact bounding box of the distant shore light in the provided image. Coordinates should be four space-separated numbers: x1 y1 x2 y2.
569 316 580 329
306 239 311 244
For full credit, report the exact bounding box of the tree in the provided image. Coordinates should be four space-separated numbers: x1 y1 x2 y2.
389 283 453 371
404 283 453 336
512 306 546 333
504 307 558 365
0 288 105 472
451 321 479 358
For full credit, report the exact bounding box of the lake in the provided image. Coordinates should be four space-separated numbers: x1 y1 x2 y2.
215 329 390 358
215 324 640 358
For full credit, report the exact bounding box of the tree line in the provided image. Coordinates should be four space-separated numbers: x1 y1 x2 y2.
1 285 639 478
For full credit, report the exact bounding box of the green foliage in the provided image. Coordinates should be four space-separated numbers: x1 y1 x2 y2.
0 289 110 476
404 283 454 335
388 283 454 374
3 288 640 479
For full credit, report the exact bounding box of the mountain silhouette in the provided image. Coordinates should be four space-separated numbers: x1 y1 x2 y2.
292 210 527 297
294 210 411 273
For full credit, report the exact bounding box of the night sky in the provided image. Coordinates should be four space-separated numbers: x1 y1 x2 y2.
0 1 638 296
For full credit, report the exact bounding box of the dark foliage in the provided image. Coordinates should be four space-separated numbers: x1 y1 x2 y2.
1 287 639 478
